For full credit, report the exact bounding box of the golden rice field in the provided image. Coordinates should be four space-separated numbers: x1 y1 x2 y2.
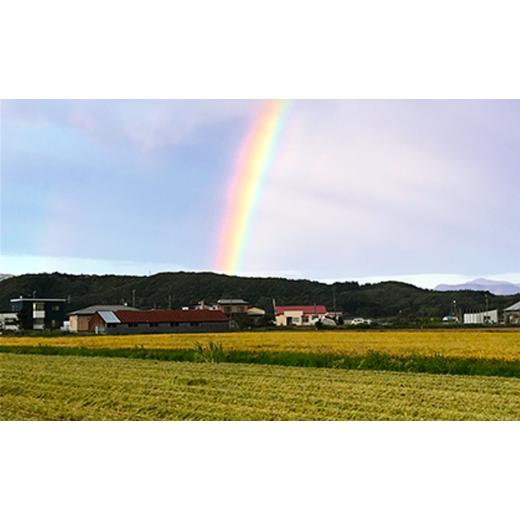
2 353 520 420
2 329 520 360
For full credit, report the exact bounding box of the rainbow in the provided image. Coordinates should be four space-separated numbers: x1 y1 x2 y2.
215 99 289 274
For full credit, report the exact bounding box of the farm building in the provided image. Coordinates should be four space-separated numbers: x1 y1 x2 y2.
504 301 520 325
463 309 499 325
10 297 66 330
68 304 138 332
89 309 229 334
275 305 328 327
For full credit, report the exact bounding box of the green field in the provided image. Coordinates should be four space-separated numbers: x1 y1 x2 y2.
2 353 520 420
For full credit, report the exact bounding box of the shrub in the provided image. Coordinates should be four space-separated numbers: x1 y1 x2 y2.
194 341 225 363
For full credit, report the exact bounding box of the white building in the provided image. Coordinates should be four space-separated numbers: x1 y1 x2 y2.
0 312 20 332
275 305 328 326
463 309 498 325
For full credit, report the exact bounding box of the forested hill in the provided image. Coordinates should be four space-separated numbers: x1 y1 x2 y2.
0 272 518 319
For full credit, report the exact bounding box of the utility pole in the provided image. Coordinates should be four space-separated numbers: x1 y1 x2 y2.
132 289 136 308
168 294 172 309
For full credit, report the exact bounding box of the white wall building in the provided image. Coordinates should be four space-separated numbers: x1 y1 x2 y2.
463 309 498 325
275 305 328 326
0 312 20 332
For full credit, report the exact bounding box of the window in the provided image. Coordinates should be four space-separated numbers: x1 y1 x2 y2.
52 304 60 311
107 323 116 328
128 323 138 328
302 315 309 323
224 306 231 314
170 322 179 327
191 322 199 327
33 302 45 311
149 323 159 327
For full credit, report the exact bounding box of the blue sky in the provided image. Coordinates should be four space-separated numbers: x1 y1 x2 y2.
1 100 519 288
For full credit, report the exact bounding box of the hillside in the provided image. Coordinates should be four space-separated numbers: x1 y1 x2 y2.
0 272 518 319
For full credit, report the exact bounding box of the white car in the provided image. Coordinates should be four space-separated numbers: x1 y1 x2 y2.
351 318 372 326
442 316 458 323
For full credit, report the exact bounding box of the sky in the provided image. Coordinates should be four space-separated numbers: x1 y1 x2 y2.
1 99 519 288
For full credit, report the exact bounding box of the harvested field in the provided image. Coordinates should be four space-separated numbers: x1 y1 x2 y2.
2 353 520 420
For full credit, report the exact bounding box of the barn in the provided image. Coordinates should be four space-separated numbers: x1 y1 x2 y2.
68 304 138 332
89 309 229 334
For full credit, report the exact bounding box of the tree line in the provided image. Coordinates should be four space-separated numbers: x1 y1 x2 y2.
0 271 518 319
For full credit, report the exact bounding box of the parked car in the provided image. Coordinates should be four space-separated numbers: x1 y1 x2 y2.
350 317 372 326
442 315 459 323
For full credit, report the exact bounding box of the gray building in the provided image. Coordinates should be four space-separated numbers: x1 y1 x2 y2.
215 299 249 316
504 301 520 325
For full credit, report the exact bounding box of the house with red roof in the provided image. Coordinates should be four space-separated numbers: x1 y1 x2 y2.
274 305 328 327
89 308 229 334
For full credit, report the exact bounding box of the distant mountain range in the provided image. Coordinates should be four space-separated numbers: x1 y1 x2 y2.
0 274 13 282
435 278 520 296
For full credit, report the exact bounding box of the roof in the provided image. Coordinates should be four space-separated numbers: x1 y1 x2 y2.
68 305 138 316
10 298 66 303
97 309 229 324
247 307 266 316
463 309 498 316
505 301 520 311
275 305 327 315
217 299 249 305
98 311 121 324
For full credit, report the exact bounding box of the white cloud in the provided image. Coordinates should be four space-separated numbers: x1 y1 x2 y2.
329 273 520 289
3 100 258 153
0 254 186 277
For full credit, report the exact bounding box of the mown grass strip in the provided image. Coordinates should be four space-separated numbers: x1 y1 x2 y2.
2 344 520 379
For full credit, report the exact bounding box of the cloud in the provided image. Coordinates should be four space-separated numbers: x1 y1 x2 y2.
2 100 519 281
0 254 186 277
2 100 258 153
244 100 520 278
